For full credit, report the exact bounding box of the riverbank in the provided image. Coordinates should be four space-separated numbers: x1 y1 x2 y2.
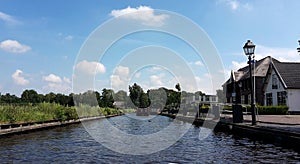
0 114 123 136
160 113 300 152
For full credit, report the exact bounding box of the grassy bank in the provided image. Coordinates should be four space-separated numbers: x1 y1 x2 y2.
0 103 123 124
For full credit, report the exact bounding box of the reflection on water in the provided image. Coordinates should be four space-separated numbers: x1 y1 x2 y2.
0 114 299 163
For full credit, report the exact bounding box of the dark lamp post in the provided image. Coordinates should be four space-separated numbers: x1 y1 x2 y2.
243 40 256 125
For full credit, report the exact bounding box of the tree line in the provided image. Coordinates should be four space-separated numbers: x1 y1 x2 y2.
0 83 225 110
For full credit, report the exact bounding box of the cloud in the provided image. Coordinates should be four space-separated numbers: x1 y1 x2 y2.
110 6 169 27
255 45 300 62
12 69 29 86
0 11 19 25
43 74 71 94
150 75 163 86
74 60 106 75
134 72 141 79
148 66 163 72
110 66 130 91
225 44 300 79
218 0 252 11
43 74 62 83
0 40 31 54
64 35 73 41
194 61 204 66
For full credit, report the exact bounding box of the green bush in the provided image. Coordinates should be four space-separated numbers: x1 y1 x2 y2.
224 105 289 115
254 105 288 115
0 103 123 124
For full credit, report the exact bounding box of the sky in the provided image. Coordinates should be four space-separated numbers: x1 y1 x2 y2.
1 0 300 96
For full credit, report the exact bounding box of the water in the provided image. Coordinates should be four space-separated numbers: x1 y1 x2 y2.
0 114 300 163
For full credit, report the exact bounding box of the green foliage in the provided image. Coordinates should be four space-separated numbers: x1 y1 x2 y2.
251 105 288 115
0 103 122 124
224 105 289 115
100 89 114 108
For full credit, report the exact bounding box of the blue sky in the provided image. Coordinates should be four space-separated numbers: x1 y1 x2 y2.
1 0 300 95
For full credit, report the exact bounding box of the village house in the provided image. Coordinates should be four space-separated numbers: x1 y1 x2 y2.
223 56 300 113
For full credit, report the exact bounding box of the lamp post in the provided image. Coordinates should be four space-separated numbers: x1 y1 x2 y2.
243 40 256 125
297 40 300 55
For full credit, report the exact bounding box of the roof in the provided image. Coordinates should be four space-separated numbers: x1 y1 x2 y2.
273 60 300 89
238 56 275 80
224 56 273 85
225 56 300 89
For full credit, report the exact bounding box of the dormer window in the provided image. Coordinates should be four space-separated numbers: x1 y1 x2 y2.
272 74 278 89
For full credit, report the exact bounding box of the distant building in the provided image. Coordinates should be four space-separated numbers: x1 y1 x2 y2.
223 56 300 113
181 94 218 108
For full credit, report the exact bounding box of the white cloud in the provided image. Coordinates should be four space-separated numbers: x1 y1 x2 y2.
148 66 163 72
134 72 141 79
43 74 62 83
64 35 73 41
42 74 71 94
218 0 252 11
194 61 204 66
225 44 300 79
255 45 300 62
110 6 169 27
110 66 130 91
12 69 29 86
0 11 19 25
75 60 106 75
43 82 71 94
0 40 31 54
63 77 71 84
150 75 163 86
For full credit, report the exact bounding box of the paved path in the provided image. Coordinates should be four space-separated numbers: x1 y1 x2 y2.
221 114 300 134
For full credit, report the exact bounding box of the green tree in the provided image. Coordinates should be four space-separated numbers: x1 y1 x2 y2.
139 92 150 108
114 90 127 101
45 92 56 103
0 93 20 103
100 88 114 108
129 83 144 108
21 89 40 103
175 83 181 92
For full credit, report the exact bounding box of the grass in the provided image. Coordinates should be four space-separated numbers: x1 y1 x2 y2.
0 103 123 124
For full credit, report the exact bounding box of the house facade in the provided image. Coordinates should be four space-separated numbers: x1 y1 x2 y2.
181 95 218 109
224 56 300 112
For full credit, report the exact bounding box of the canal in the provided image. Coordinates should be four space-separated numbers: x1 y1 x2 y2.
0 114 300 163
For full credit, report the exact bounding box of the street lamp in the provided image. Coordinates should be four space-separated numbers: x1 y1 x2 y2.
243 40 256 125
297 40 300 55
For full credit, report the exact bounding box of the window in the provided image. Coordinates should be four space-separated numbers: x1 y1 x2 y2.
248 94 251 104
277 91 287 106
195 95 199 100
205 96 210 102
211 96 216 102
272 74 278 89
241 95 245 104
266 93 272 106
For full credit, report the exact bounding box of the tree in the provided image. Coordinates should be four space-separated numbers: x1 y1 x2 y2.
129 83 144 108
114 90 127 101
139 92 150 108
0 93 20 103
45 92 56 103
175 83 181 92
100 88 114 108
21 89 40 103
148 88 166 109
